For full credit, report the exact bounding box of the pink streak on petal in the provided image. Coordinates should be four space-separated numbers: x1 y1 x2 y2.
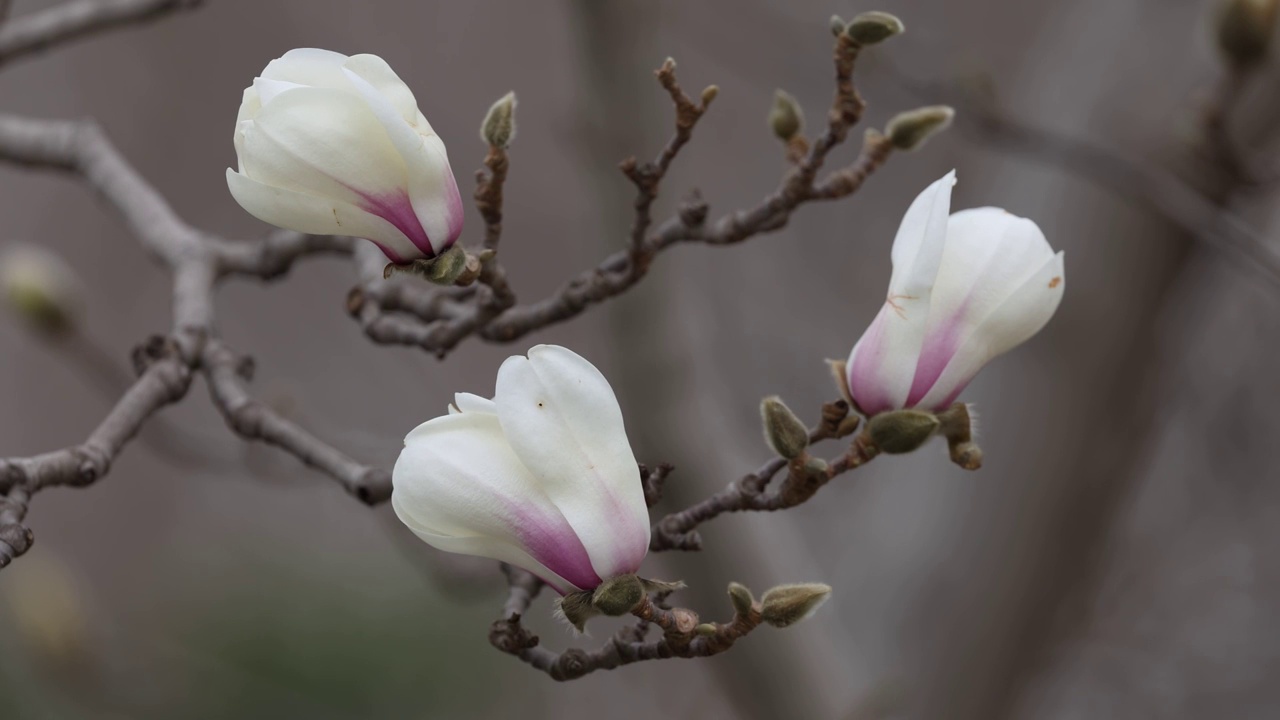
904 304 968 407
438 164 465 251
366 239 406 264
511 506 604 591
594 494 648 579
357 190 436 257
847 306 897 416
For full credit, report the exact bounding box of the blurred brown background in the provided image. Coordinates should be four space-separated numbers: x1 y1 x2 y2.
3 0 1279 718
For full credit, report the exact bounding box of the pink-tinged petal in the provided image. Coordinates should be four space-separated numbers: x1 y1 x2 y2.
392 412 603 592
916 251 1065 410
908 208 1058 406
354 189 436 257
494 346 650 580
226 169 420 262
341 67 463 256
847 171 956 412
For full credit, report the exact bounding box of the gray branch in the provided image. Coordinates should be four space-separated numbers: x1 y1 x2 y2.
0 0 202 66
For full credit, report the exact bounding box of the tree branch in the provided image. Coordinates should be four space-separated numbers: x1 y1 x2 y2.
0 0 202 67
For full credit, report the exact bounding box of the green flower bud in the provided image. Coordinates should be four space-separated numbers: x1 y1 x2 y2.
845 11 905 45
591 573 645 616
727 582 755 616
480 91 517 148
556 590 600 633
830 15 847 37
761 583 832 628
1 244 82 337
769 90 804 141
761 396 809 460
867 409 941 454
885 105 955 151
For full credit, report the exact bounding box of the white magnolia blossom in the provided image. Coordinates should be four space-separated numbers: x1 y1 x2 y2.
846 171 1065 416
227 48 463 263
392 345 650 595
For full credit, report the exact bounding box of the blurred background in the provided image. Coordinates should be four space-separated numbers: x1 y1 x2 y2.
3 0 1279 718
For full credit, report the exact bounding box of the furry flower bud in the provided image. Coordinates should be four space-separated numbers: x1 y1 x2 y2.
761 583 832 628
761 396 809 459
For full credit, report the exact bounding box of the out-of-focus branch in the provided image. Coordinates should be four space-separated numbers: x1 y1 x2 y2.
350 32 898 356
888 68 1280 291
200 342 392 505
0 0 202 66
0 351 192 567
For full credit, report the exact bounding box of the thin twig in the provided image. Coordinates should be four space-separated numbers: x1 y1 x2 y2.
0 0 203 67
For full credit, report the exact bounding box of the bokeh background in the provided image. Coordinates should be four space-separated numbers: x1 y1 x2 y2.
3 0 1279 718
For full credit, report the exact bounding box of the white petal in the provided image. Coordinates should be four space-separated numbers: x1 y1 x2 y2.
847 171 955 413
239 86 407 204
252 77 307 108
905 208 1056 405
391 517 581 595
340 67 463 254
259 48 350 88
494 346 649 580
393 412 603 592
343 53 422 127
226 169 421 261
453 392 496 415
916 250 1065 409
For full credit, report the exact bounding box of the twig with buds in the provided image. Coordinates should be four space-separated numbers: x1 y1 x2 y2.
0 0 203 67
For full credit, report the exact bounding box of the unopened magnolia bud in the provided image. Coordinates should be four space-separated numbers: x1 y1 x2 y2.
845 11 905 45
867 409 940 454
701 85 720 107
425 244 470 285
769 90 804 141
557 590 600 633
830 15 847 36
798 455 829 481
761 396 809 459
761 583 832 628
0 244 82 337
695 623 718 637
481 91 517 148
727 582 755 616
885 105 955 151
592 573 645 616
1216 0 1279 67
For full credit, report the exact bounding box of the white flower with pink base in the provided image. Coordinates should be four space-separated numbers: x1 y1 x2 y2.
846 171 1065 416
227 48 464 263
391 345 650 596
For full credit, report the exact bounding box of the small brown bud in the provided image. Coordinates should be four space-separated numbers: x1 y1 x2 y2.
769 90 804 141
885 106 955 151
867 409 940 454
845 11 905 45
727 582 755 616
761 396 809 460
591 573 645 616
1216 0 1279 68
761 583 832 628
480 91 517 148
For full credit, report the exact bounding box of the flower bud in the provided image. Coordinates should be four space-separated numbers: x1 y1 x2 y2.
227 49 464 264
760 583 832 628
885 105 955 150
424 244 470 285
768 90 804 141
845 173 1064 416
845 11 905 45
0 244 82 337
695 623 718 637
556 590 600 633
591 573 645 616
727 582 756 616
761 396 809 460
393 346 651 600
867 410 940 454
1215 0 1279 68
481 91 517 148
829 15 848 37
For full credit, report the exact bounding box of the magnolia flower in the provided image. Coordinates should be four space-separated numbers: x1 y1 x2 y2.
392 345 650 595
227 48 464 263
846 171 1065 416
